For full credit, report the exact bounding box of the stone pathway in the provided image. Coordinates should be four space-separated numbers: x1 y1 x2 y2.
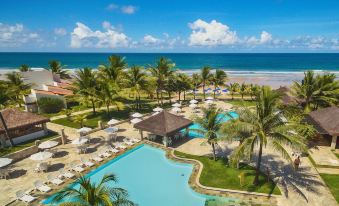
317 167 339 174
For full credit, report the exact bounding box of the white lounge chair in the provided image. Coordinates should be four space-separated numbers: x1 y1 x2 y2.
80 157 95 167
34 180 52 193
90 155 103 162
99 150 111 158
70 162 84 173
124 139 134 146
114 143 127 149
106 145 119 154
16 190 36 203
47 174 63 185
58 168 75 179
131 138 141 143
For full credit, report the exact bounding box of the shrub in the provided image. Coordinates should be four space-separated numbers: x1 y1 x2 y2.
38 97 65 113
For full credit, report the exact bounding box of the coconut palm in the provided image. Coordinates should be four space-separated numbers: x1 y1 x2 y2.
191 73 202 100
227 83 239 100
72 114 87 128
292 71 339 112
192 106 225 161
125 66 147 109
176 73 192 101
0 80 11 108
239 83 249 100
51 173 135 206
19 64 30 72
98 55 127 84
222 86 306 185
249 84 260 100
97 81 123 113
211 70 227 99
148 57 175 105
47 60 69 79
200 66 212 100
5 72 30 107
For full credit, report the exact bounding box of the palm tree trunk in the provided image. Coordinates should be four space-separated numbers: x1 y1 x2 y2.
203 84 206 100
106 103 110 113
213 85 216 99
178 91 181 101
253 142 263 185
184 91 186 101
160 92 163 105
211 143 216 161
156 91 160 105
91 99 96 115
168 92 172 104
231 93 234 100
193 88 196 100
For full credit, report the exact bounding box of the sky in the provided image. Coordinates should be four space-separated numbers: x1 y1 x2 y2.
0 0 339 52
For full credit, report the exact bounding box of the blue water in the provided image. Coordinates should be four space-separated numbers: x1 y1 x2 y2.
1 53 339 71
42 144 236 206
187 112 239 138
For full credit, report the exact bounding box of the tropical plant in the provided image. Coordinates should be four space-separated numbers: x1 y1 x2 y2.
124 66 147 109
37 97 65 113
192 106 225 161
239 83 249 100
97 80 123 113
200 66 212 100
51 173 135 206
292 71 339 112
191 73 202 100
72 114 88 128
0 80 11 108
98 55 127 84
249 84 260 100
227 83 239 100
176 73 192 101
19 64 31 72
5 72 30 107
211 70 227 99
47 60 69 79
222 86 307 185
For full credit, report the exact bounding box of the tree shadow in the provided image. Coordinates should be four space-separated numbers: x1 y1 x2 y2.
48 163 65 172
54 150 69 158
9 169 27 179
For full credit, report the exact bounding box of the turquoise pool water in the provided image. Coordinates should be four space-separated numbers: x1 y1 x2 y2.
187 111 239 138
42 144 238 206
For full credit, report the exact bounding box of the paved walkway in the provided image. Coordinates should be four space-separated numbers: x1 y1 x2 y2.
309 146 339 167
317 168 339 174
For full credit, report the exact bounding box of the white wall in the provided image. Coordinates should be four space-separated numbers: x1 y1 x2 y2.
5 130 46 145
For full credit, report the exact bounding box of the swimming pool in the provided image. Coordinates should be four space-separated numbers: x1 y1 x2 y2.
42 144 238 206
187 111 239 138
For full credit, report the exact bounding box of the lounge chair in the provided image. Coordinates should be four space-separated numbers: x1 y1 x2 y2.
106 145 119 154
70 162 84 173
16 190 36 203
131 138 141 143
114 143 127 150
80 157 95 167
34 180 52 193
47 174 64 185
58 168 75 179
99 150 111 158
91 155 103 162
34 162 48 173
124 139 134 146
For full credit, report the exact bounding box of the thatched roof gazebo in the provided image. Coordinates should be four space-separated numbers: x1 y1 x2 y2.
133 111 193 147
0 108 50 146
306 106 339 149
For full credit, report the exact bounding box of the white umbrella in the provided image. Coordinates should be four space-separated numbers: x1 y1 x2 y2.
172 107 181 113
189 99 198 104
205 100 214 104
189 104 197 109
107 119 119 125
152 112 160 116
153 107 163 112
0 158 12 168
71 137 88 145
131 118 142 124
104 127 119 133
38 140 58 149
172 103 181 107
30 152 53 161
206 96 214 100
131 113 143 118
76 127 92 133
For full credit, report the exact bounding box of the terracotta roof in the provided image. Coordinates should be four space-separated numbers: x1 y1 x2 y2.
134 111 193 136
47 86 73 96
35 90 56 95
0 108 50 133
307 106 339 135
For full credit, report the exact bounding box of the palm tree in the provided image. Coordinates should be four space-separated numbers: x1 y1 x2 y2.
192 106 225 161
98 55 127 84
211 70 227 99
97 81 122 113
48 60 69 79
227 83 239 100
292 71 339 112
0 80 11 108
19 64 30 72
72 114 87 128
222 86 306 185
249 84 260 100
176 73 192 101
239 83 248 100
149 57 175 105
72 68 99 114
51 173 134 206
191 73 202 100
200 66 212 100
5 72 30 107
125 66 147 109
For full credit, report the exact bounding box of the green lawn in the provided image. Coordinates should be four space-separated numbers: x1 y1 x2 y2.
174 151 281 195
0 131 59 157
320 174 339 203
226 99 256 107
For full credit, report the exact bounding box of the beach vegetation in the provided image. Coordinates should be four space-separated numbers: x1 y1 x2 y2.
37 97 65 113
5 72 30 107
47 60 69 79
200 66 213 100
191 73 202 100
239 82 249 100
18 64 31 72
210 69 227 99
124 66 148 110
227 83 240 100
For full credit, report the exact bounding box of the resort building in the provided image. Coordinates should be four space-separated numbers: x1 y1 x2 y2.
307 106 339 149
0 108 50 147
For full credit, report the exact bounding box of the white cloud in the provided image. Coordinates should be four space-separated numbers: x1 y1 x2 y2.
121 5 137 14
54 28 67 36
143 35 160 44
106 3 118 11
0 22 40 47
70 22 129 48
246 31 273 45
188 19 238 46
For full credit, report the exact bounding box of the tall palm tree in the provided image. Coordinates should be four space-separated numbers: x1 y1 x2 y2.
48 60 69 79
19 64 30 72
227 83 239 100
149 57 175 105
292 71 339 112
176 73 192 101
0 80 11 108
222 86 306 185
72 68 99 114
97 81 122 113
200 66 212 100
191 73 202 100
98 55 127 84
51 173 134 206
192 106 225 161
249 84 260 100
125 66 147 109
211 70 227 99
239 83 248 100
5 72 30 107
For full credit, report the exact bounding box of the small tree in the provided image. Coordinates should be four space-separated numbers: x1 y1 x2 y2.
72 114 87 128
38 97 65 113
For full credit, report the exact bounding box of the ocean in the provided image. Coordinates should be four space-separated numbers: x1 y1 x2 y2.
0 52 338 88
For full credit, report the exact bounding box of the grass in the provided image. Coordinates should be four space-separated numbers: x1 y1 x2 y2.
0 131 59 157
174 151 281 195
226 99 256 107
320 174 339 203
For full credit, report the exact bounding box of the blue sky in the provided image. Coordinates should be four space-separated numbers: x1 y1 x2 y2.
0 0 339 52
